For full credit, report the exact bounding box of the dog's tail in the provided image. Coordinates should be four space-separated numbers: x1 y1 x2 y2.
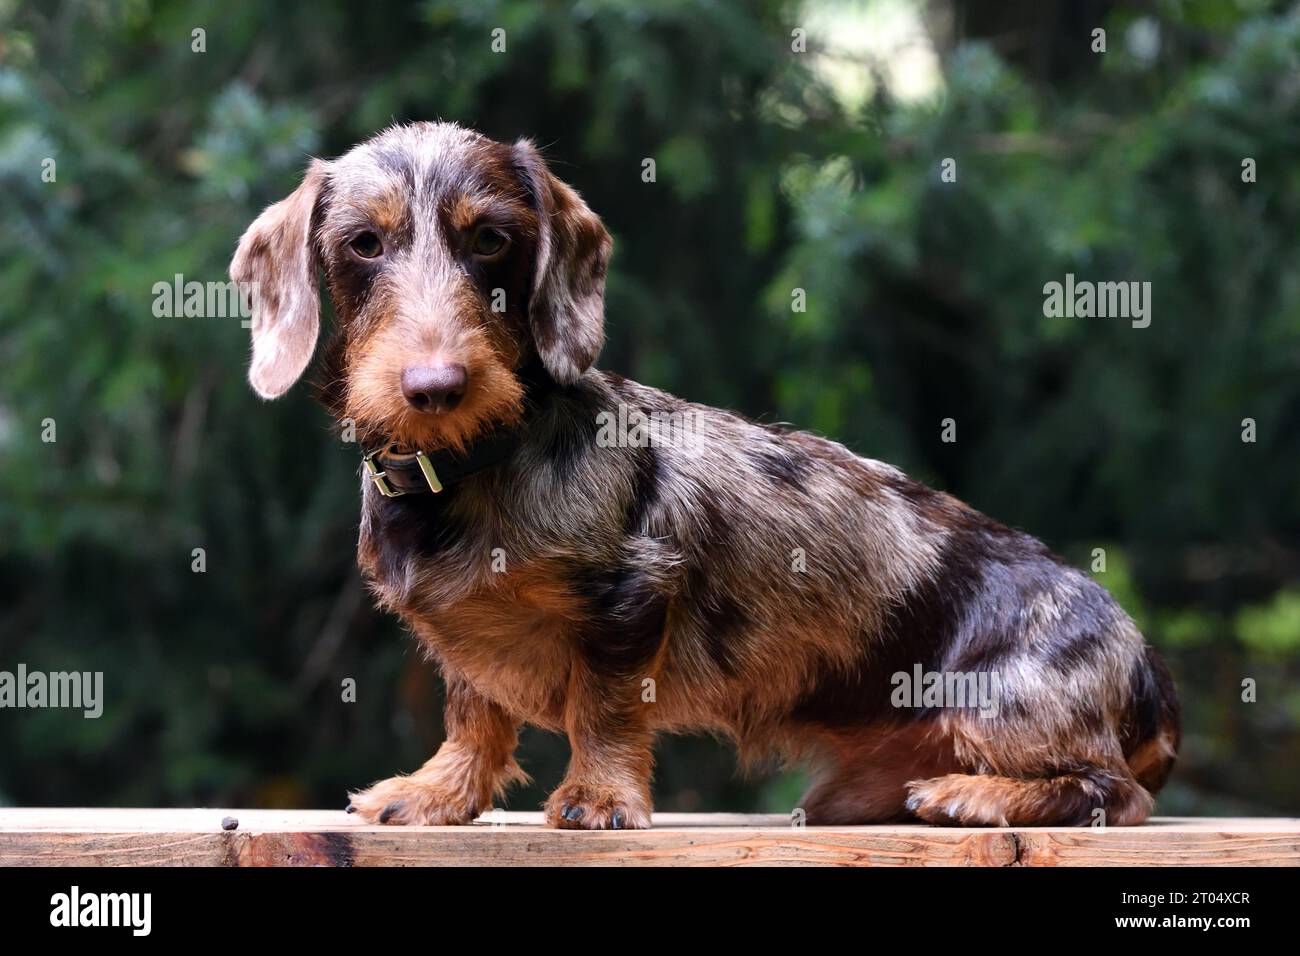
1120 644 1181 795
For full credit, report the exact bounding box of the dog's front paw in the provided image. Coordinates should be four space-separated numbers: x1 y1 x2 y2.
347 775 481 826
544 781 651 830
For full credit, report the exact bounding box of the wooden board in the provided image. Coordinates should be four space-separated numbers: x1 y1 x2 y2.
0 809 1296 867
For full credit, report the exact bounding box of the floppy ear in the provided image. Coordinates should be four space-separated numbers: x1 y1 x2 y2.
512 140 612 384
230 160 329 399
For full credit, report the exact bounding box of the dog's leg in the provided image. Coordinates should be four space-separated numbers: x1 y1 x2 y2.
905 767 1154 827
544 664 655 830
796 722 960 824
348 676 526 825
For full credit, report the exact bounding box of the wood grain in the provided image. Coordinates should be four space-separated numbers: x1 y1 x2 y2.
0 810 1295 867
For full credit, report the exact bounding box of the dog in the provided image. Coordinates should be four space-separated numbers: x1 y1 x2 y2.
230 121 1179 829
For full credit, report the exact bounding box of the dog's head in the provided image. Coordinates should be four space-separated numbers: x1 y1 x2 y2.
230 122 611 451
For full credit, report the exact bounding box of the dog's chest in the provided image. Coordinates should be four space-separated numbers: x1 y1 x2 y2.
379 552 580 726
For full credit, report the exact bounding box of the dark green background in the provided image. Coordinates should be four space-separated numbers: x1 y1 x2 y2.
1 0 1297 816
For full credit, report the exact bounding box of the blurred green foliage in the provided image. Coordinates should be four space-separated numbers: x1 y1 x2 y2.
1 0 1297 815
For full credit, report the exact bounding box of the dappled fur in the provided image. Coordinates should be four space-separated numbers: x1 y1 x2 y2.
234 122 1179 829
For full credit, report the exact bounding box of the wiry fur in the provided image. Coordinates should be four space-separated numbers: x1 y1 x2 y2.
233 122 1180 829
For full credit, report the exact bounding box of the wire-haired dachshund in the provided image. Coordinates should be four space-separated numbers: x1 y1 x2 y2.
230 122 1179 829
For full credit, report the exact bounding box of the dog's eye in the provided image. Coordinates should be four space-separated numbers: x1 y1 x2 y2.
350 231 384 259
471 226 508 258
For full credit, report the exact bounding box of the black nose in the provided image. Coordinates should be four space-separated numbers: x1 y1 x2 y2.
401 364 468 413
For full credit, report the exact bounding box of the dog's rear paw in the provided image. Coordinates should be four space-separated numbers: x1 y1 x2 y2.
905 776 973 826
347 775 479 826
544 782 651 830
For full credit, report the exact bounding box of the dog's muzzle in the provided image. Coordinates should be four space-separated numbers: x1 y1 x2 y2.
361 359 556 497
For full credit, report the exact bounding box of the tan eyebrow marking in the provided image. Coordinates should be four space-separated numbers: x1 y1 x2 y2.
361 187 409 235
449 192 492 232
448 192 534 237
